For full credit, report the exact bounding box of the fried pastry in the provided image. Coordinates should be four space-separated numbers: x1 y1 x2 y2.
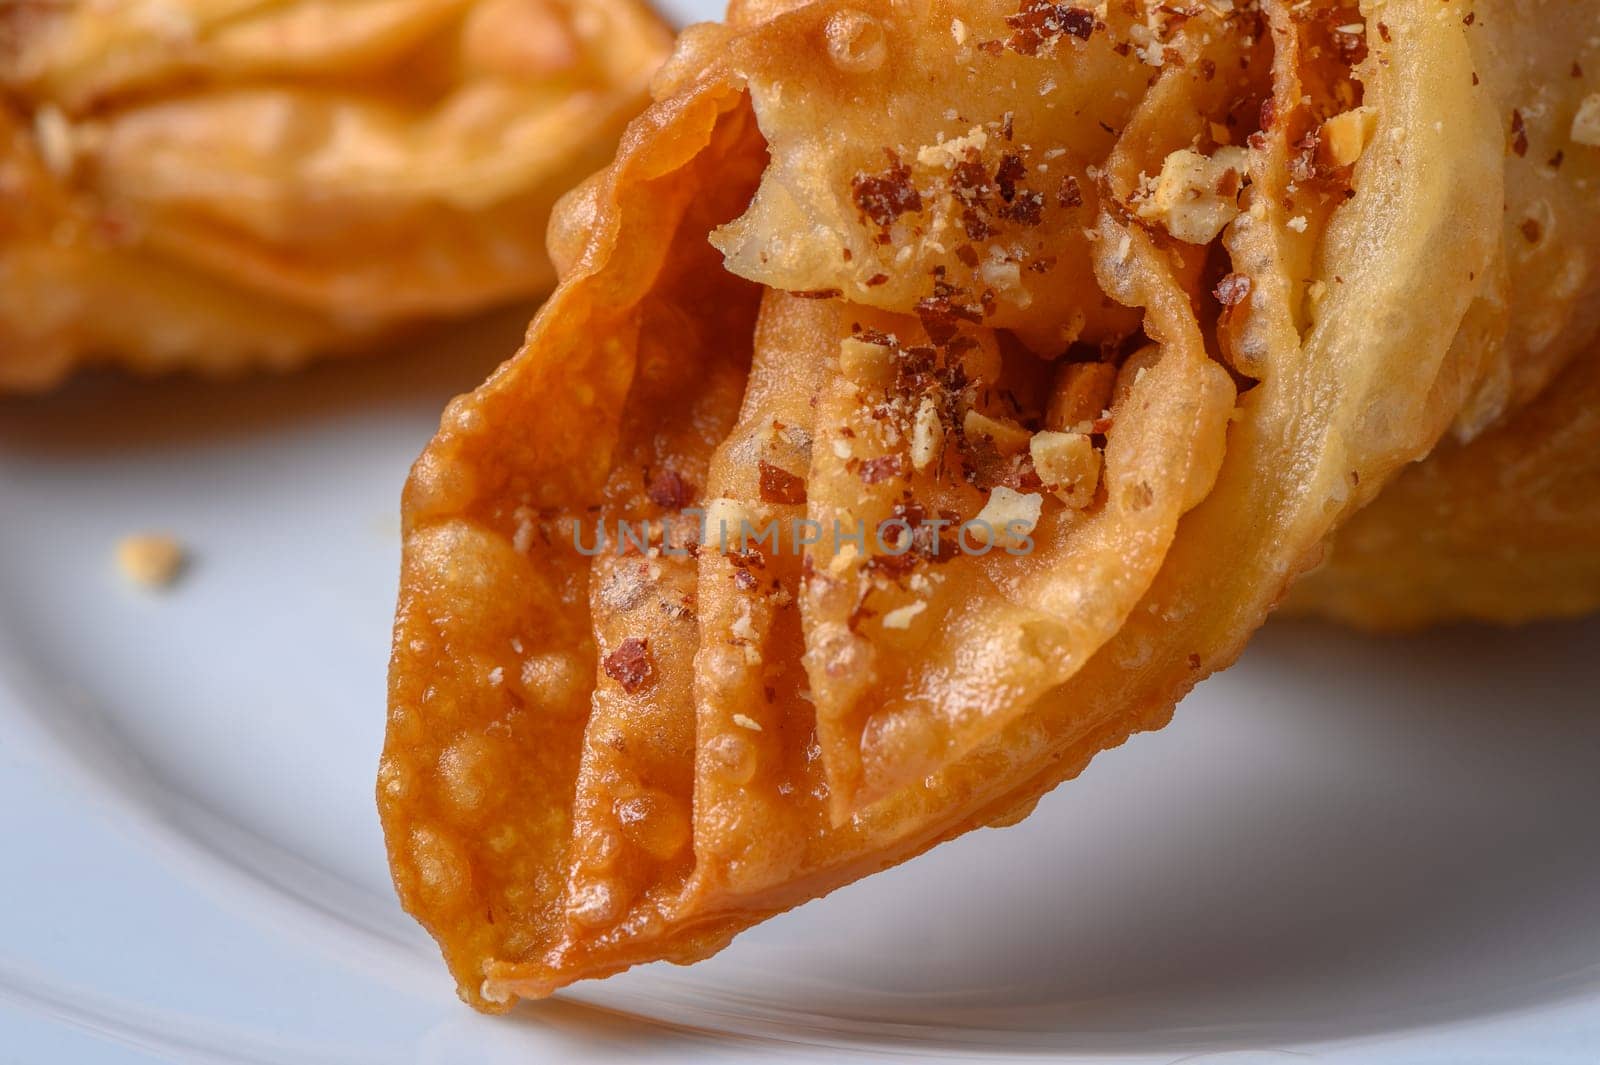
1287 339 1600 628
0 0 672 389
1289 5 1600 628
381 0 1592 1009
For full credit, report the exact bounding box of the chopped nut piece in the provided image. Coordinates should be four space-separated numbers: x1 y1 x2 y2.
1045 361 1117 431
32 104 76 178
1214 272 1253 308
969 486 1043 545
730 605 758 643
758 460 807 505
860 454 904 484
731 712 763 731
916 126 988 169
1320 106 1377 167
704 497 758 552
963 409 1031 454
1572 94 1600 147
881 601 928 630
978 258 1027 300
1135 146 1250 244
115 534 187 589
839 335 894 386
1029 430 1102 506
647 469 694 510
852 152 922 228
602 638 653 693
1005 0 1094 56
910 396 945 470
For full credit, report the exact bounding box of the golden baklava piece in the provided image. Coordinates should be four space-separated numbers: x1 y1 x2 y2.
0 0 672 388
380 0 1600 1009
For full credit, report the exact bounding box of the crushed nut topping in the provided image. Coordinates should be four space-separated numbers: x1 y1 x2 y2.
963 409 1032 455
115 533 188 589
910 396 945 471
970 486 1043 545
1135 147 1250 244
1214 272 1253 308
1004 0 1096 57
880 600 928 630
917 126 990 169
705 497 759 553
839 335 895 386
1029 430 1102 506
647 469 694 510
31 104 77 178
1045 361 1117 432
1319 106 1376 168
603 638 654 693
852 151 923 231
758 460 808 505
859 454 906 484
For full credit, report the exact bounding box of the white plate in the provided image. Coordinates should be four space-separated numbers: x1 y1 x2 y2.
2 307 1599 1064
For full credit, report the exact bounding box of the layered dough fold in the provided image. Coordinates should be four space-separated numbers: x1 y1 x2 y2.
380 0 1596 1009
1288 339 1600 628
0 0 672 388
1289 1 1600 627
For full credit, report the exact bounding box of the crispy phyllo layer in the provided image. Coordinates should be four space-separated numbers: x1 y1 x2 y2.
1288 340 1600 629
0 0 672 389
381 0 1576 1010
1289 5 1600 627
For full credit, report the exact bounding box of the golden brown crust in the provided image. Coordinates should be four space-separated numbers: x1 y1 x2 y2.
0 0 672 389
382 69 767 1007
382 0 1571 1010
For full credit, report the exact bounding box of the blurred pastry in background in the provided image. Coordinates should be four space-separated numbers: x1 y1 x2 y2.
0 0 673 390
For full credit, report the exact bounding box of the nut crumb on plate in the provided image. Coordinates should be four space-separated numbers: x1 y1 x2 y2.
115 534 187 589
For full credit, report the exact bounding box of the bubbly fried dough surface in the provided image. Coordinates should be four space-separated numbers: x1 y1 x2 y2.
382 0 1584 1010
0 0 671 389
